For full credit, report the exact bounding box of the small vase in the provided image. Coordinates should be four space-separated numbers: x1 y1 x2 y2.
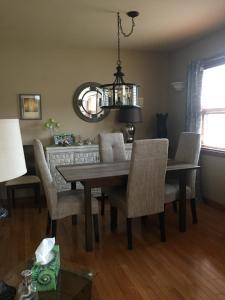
17 270 38 300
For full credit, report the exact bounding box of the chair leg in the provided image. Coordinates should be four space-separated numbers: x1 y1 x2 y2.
159 212 166 242
46 212 51 235
190 198 198 224
35 184 41 213
72 215 78 225
110 206 118 232
6 187 12 217
101 192 108 216
127 218 133 250
51 220 57 238
46 212 57 238
141 216 147 225
173 201 177 213
12 189 15 207
93 214 99 242
101 196 105 216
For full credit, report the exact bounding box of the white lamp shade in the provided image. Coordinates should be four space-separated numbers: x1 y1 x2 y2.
0 119 27 182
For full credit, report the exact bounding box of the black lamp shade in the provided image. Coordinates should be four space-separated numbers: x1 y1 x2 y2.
118 107 143 123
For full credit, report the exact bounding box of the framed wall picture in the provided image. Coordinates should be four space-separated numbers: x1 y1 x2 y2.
19 94 42 120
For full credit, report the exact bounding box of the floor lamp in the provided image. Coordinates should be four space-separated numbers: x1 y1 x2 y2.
0 119 27 219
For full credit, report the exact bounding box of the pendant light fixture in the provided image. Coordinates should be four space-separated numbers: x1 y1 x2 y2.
100 11 140 109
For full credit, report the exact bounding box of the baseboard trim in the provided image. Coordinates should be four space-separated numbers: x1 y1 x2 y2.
203 197 225 212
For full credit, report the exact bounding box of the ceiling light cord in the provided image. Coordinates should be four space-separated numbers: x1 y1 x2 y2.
118 12 135 38
117 12 121 66
117 12 136 66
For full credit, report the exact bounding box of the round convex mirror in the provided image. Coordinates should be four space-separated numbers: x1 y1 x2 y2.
73 82 110 122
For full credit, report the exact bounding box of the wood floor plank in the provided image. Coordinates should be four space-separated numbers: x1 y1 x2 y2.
1 199 225 299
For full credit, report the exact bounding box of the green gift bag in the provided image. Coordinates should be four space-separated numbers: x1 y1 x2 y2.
31 245 60 292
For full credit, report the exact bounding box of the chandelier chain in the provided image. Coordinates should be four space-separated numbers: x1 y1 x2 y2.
117 12 121 66
117 12 136 66
118 13 135 38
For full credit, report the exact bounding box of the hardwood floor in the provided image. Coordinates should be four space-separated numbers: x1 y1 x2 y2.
1 199 225 299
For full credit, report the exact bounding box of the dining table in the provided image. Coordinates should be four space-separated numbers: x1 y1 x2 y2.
56 160 200 251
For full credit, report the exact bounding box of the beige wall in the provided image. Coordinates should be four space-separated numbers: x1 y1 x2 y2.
0 45 168 145
2 30 225 204
168 27 225 204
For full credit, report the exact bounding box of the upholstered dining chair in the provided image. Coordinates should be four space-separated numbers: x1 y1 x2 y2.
165 132 201 224
99 132 126 162
33 139 100 241
109 139 169 249
5 145 41 215
5 175 41 215
98 132 127 215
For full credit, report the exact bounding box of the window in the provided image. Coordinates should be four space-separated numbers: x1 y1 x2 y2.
201 63 225 151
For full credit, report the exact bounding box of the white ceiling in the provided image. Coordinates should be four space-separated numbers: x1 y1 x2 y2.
1 0 225 50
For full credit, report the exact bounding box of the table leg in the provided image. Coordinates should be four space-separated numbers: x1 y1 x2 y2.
84 182 93 251
179 171 187 232
71 181 77 225
71 182 76 190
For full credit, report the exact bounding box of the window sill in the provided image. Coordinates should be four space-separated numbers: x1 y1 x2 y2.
201 146 225 157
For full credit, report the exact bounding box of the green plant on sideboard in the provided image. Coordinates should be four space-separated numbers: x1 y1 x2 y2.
44 118 60 137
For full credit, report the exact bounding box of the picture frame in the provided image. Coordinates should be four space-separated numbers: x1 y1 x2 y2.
19 94 42 120
53 133 75 146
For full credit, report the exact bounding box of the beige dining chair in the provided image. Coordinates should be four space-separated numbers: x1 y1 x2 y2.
33 139 100 241
165 132 201 224
5 175 41 215
99 132 126 162
98 132 126 215
5 145 41 215
109 139 169 249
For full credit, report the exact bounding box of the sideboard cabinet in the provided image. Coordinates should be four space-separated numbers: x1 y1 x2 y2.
45 144 133 193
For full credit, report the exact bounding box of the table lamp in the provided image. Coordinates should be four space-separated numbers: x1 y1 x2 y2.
0 119 27 219
118 107 143 143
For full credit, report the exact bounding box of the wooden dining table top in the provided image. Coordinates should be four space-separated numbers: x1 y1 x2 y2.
56 160 200 183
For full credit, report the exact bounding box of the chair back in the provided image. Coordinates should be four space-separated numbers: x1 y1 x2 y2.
33 139 57 217
99 133 126 163
175 132 201 198
126 139 168 218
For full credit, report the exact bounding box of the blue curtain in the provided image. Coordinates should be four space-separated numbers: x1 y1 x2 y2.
185 61 204 201
185 61 203 133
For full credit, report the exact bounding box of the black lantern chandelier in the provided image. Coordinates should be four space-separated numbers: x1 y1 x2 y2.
100 11 140 109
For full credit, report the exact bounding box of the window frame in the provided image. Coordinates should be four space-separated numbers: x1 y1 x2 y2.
200 58 225 153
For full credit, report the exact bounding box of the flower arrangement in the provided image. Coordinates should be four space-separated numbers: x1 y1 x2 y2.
44 118 60 136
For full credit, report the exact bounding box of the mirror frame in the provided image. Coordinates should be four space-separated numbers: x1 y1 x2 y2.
73 82 110 122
